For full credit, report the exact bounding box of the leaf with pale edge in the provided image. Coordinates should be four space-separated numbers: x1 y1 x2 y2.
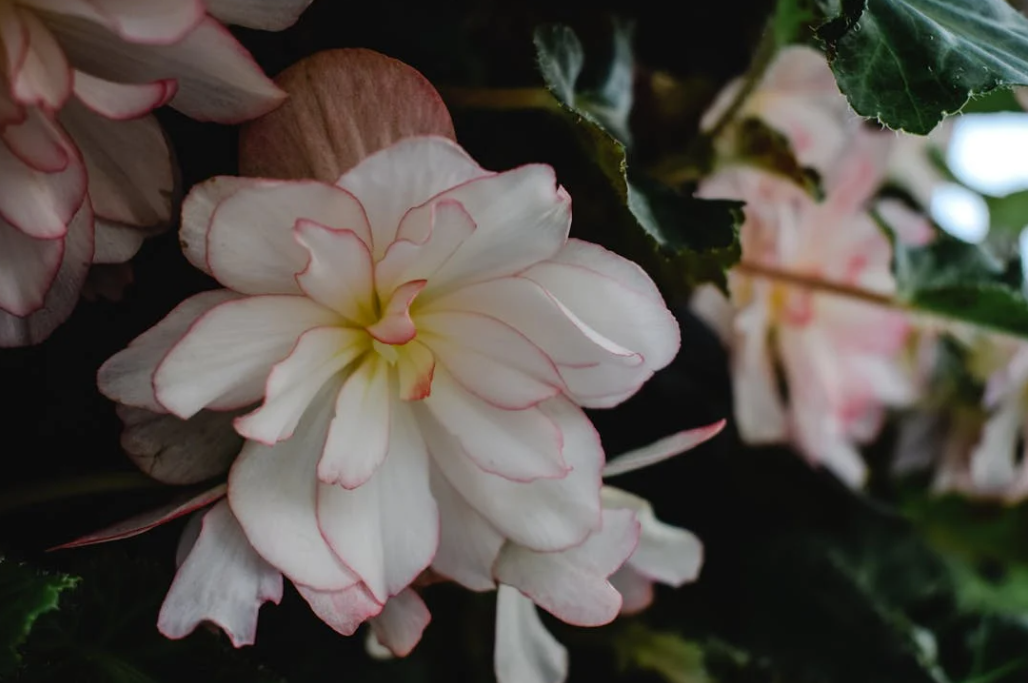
533 24 742 295
818 0 1028 134
0 558 78 676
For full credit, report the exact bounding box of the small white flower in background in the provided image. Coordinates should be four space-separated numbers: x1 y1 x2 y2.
693 126 918 487
0 0 312 346
897 335 1028 503
64 49 725 680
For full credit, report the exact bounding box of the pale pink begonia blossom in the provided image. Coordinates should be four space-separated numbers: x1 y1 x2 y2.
693 129 917 486
0 0 312 346
73 48 726 669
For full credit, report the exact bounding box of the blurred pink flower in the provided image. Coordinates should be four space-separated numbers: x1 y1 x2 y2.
0 0 312 346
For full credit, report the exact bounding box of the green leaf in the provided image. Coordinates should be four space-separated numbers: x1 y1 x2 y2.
533 23 743 295
726 117 823 198
891 236 1028 339
613 623 713 683
985 190 1028 238
0 558 78 676
773 0 820 47
818 0 1028 134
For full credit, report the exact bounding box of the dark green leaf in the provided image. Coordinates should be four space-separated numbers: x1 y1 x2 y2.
728 117 823 198
818 0 1028 134
891 237 1028 339
534 23 743 294
0 558 78 676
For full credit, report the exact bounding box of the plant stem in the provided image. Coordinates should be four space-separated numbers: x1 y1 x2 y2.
735 260 903 310
0 472 160 516
704 22 780 141
438 86 562 112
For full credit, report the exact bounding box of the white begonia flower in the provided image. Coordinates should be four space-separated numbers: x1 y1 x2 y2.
0 0 312 346
80 48 727 660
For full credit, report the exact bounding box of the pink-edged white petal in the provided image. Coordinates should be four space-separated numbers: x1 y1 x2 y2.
72 71 176 120
294 221 376 323
317 398 439 603
179 176 254 276
205 0 313 30
158 500 282 647
235 326 365 446
117 405 244 485
52 484 226 550
366 280 426 345
419 167 572 294
318 356 391 489
418 311 564 410
0 216 63 316
369 589 431 657
94 290 230 399
98 289 240 411
0 197 93 347
154 294 340 418
428 465 504 591
609 567 654 615
240 49 456 182
420 395 602 552
601 487 703 586
1 106 69 173
602 421 725 478
47 14 284 122
494 585 568 683
494 508 640 627
396 340 436 401
9 7 71 110
336 137 487 259
59 101 173 229
425 276 646 407
296 583 383 636
26 0 206 45
0 113 85 239
204 180 370 294
375 199 475 296
423 369 567 481
521 239 679 382
228 383 361 591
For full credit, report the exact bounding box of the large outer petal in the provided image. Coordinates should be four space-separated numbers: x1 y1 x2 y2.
420 395 602 552
46 14 284 122
240 49 455 182
228 381 361 592
98 289 240 411
601 487 703 586
203 180 371 295
28 0 206 45
0 216 63 316
520 239 679 405
179 176 251 276
493 508 639 627
203 0 312 30
317 397 439 603
428 465 505 591
0 110 86 239
158 500 283 647
494 585 568 683
0 198 93 347
336 137 487 259
296 583 382 636
117 405 244 485
153 295 340 418
59 100 173 229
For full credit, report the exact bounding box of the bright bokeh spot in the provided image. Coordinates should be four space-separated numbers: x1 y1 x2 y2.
930 183 989 243
948 113 1028 196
